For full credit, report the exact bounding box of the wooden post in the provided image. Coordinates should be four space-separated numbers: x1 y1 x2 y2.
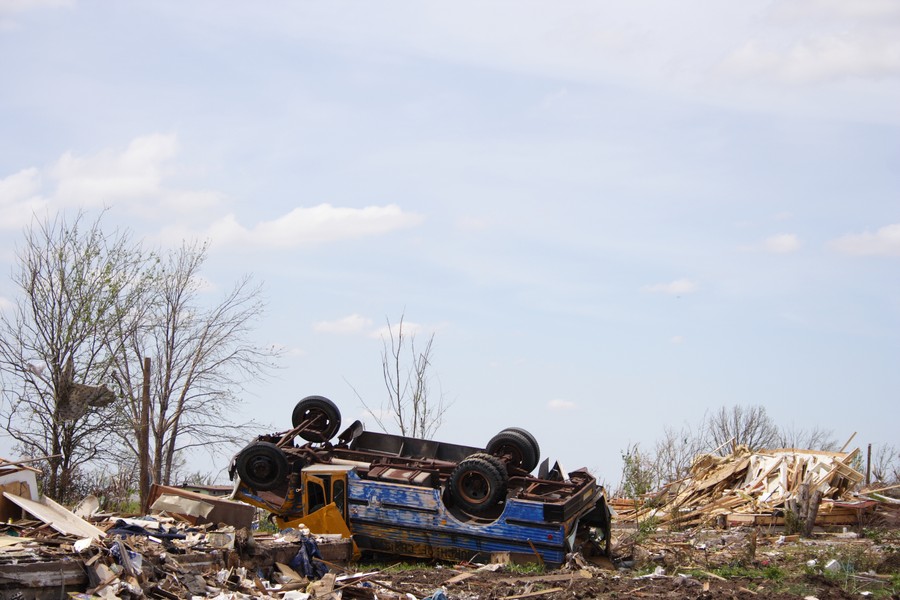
139 357 151 514
866 443 872 486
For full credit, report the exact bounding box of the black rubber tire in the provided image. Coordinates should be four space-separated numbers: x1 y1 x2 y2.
487 429 539 473
449 456 508 514
504 427 541 467
291 395 341 442
468 452 508 479
235 441 288 491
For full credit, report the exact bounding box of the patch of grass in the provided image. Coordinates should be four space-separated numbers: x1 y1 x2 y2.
634 517 659 543
506 562 545 575
705 564 785 581
377 561 434 572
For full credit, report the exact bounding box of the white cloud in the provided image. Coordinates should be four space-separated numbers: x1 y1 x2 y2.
548 398 576 410
52 133 179 207
270 342 306 358
770 0 900 22
198 204 424 249
763 233 801 254
0 136 421 250
670 336 685 345
720 0 900 85
830 223 900 256
0 296 14 312
0 168 47 229
314 314 373 335
370 320 425 340
0 134 224 229
722 33 900 84
0 0 73 12
642 278 698 295
0 0 72 28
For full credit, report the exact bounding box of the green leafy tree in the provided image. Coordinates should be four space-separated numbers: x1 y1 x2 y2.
0 212 149 501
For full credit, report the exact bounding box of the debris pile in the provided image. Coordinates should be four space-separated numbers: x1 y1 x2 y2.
0 478 352 598
611 447 900 529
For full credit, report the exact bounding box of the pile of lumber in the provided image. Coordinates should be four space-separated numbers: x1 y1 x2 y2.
611 446 900 529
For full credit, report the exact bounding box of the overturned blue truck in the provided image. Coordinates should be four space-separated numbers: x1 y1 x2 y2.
229 396 611 566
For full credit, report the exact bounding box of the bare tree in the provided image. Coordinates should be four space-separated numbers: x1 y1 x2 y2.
360 313 448 439
703 405 780 453
871 444 900 485
652 423 704 485
108 241 279 486
0 212 148 501
775 424 838 451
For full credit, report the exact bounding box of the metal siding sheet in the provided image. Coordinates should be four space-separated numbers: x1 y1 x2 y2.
347 475 571 564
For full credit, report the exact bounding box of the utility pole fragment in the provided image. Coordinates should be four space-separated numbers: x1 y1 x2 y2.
139 357 151 514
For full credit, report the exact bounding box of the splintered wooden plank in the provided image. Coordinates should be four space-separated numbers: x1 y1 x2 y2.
691 457 751 493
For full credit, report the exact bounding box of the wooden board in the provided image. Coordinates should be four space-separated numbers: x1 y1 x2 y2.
2 492 105 539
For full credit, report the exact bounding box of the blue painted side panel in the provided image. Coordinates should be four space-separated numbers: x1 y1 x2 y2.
346 474 575 564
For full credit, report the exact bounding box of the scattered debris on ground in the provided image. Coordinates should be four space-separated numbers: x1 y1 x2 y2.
2 449 899 599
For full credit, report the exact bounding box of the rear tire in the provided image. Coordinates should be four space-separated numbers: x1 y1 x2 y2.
235 441 288 491
449 456 508 514
291 395 341 442
487 429 539 472
504 427 540 467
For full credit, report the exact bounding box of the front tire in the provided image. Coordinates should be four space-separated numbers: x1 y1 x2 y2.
235 441 288 491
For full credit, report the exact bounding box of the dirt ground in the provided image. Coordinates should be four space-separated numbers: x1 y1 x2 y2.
374 567 865 600
352 527 900 600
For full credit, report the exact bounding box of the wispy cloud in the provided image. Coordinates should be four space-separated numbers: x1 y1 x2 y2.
763 233 801 254
721 34 900 84
0 0 73 12
548 398 576 411
313 314 445 341
370 320 425 340
270 342 306 358
0 135 425 251
0 168 46 229
0 134 223 229
0 0 73 29
719 0 900 84
670 335 685 345
196 204 424 249
314 314 374 335
830 223 900 256
642 278 697 295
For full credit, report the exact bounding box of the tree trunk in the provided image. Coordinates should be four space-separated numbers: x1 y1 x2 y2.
139 357 151 513
803 490 823 538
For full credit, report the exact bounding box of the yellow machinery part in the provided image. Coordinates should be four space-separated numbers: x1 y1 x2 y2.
276 502 360 560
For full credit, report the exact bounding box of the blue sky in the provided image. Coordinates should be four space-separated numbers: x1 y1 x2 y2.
1 0 898 483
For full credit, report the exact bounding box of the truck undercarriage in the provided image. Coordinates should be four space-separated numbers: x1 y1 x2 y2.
229 396 611 566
